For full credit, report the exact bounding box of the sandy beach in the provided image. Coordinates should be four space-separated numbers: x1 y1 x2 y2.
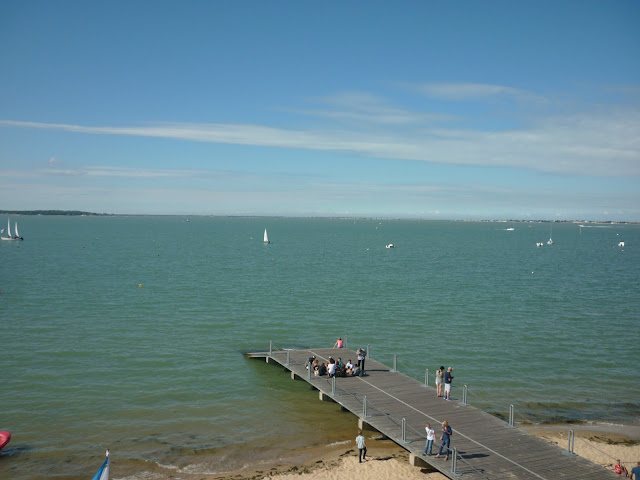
203 423 640 480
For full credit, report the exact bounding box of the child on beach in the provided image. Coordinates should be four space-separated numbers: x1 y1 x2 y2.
355 430 367 463
615 459 629 476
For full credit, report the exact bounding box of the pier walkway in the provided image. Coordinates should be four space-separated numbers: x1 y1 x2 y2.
247 346 619 480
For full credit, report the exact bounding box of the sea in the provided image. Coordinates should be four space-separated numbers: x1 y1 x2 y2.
1 216 639 480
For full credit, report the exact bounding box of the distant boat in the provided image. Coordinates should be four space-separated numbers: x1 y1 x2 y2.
536 242 544 247
386 243 394 248
547 223 553 245
618 241 625 247
506 227 515 231
1 217 23 241
264 229 270 244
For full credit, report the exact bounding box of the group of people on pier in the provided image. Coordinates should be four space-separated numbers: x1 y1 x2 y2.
307 353 365 378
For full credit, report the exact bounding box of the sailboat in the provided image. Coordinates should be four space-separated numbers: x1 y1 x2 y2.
263 228 270 244
1 217 23 241
547 222 553 245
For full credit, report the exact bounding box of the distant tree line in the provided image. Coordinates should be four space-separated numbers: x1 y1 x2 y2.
0 210 110 216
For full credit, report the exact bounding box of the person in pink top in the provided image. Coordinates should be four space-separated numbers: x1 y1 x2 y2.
333 337 344 348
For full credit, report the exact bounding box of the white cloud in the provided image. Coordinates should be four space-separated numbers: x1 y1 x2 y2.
409 82 546 103
1 89 639 179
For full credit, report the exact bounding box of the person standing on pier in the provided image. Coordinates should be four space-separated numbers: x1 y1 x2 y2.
424 422 435 456
435 366 444 397
435 421 452 461
355 430 367 463
357 348 366 374
630 461 640 479
444 367 454 400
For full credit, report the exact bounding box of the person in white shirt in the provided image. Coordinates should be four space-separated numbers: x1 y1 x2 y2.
355 430 367 463
424 423 435 455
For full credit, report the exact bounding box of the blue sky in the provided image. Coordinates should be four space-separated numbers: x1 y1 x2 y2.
1 1 639 220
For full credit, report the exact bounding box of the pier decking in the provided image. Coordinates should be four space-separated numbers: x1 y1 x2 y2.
247 346 619 480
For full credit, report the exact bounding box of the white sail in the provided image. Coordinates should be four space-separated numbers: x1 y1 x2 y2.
14 222 19 238
264 229 269 243
7 218 12 238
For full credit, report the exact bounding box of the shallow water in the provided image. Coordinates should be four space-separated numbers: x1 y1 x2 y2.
1 216 638 479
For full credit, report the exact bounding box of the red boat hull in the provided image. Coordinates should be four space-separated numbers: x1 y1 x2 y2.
0 431 10 451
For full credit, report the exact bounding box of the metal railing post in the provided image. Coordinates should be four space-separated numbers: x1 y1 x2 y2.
363 395 368 417
509 404 515 427
344 335 347 348
461 385 468 405
424 368 429 387
367 343 370 360
332 376 336 395
451 447 458 475
308 362 311 380
269 340 272 356
392 354 397 372
286 349 290 366
568 429 575 454
402 417 407 442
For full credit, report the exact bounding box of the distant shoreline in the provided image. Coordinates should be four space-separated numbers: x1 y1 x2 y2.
1 210 638 224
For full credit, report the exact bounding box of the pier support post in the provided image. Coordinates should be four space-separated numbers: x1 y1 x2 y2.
269 340 272 356
409 453 432 468
461 385 468 406
392 355 397 372
358 418 380 433
424 368 429 387
319 391 336 403
508 404 515 427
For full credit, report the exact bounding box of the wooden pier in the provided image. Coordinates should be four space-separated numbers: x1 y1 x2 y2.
247 346 619 480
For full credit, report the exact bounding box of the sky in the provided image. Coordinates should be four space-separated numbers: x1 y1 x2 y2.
1 1 639 220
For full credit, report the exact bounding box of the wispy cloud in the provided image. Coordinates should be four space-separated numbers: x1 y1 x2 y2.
292 91 453 125
1 89 639 178
408 82 546 103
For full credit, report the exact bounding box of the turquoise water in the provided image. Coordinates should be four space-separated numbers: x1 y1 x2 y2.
1 216 639 479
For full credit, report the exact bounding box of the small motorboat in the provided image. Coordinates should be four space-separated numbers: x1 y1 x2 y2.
386 243 394 248
0 431 10 452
